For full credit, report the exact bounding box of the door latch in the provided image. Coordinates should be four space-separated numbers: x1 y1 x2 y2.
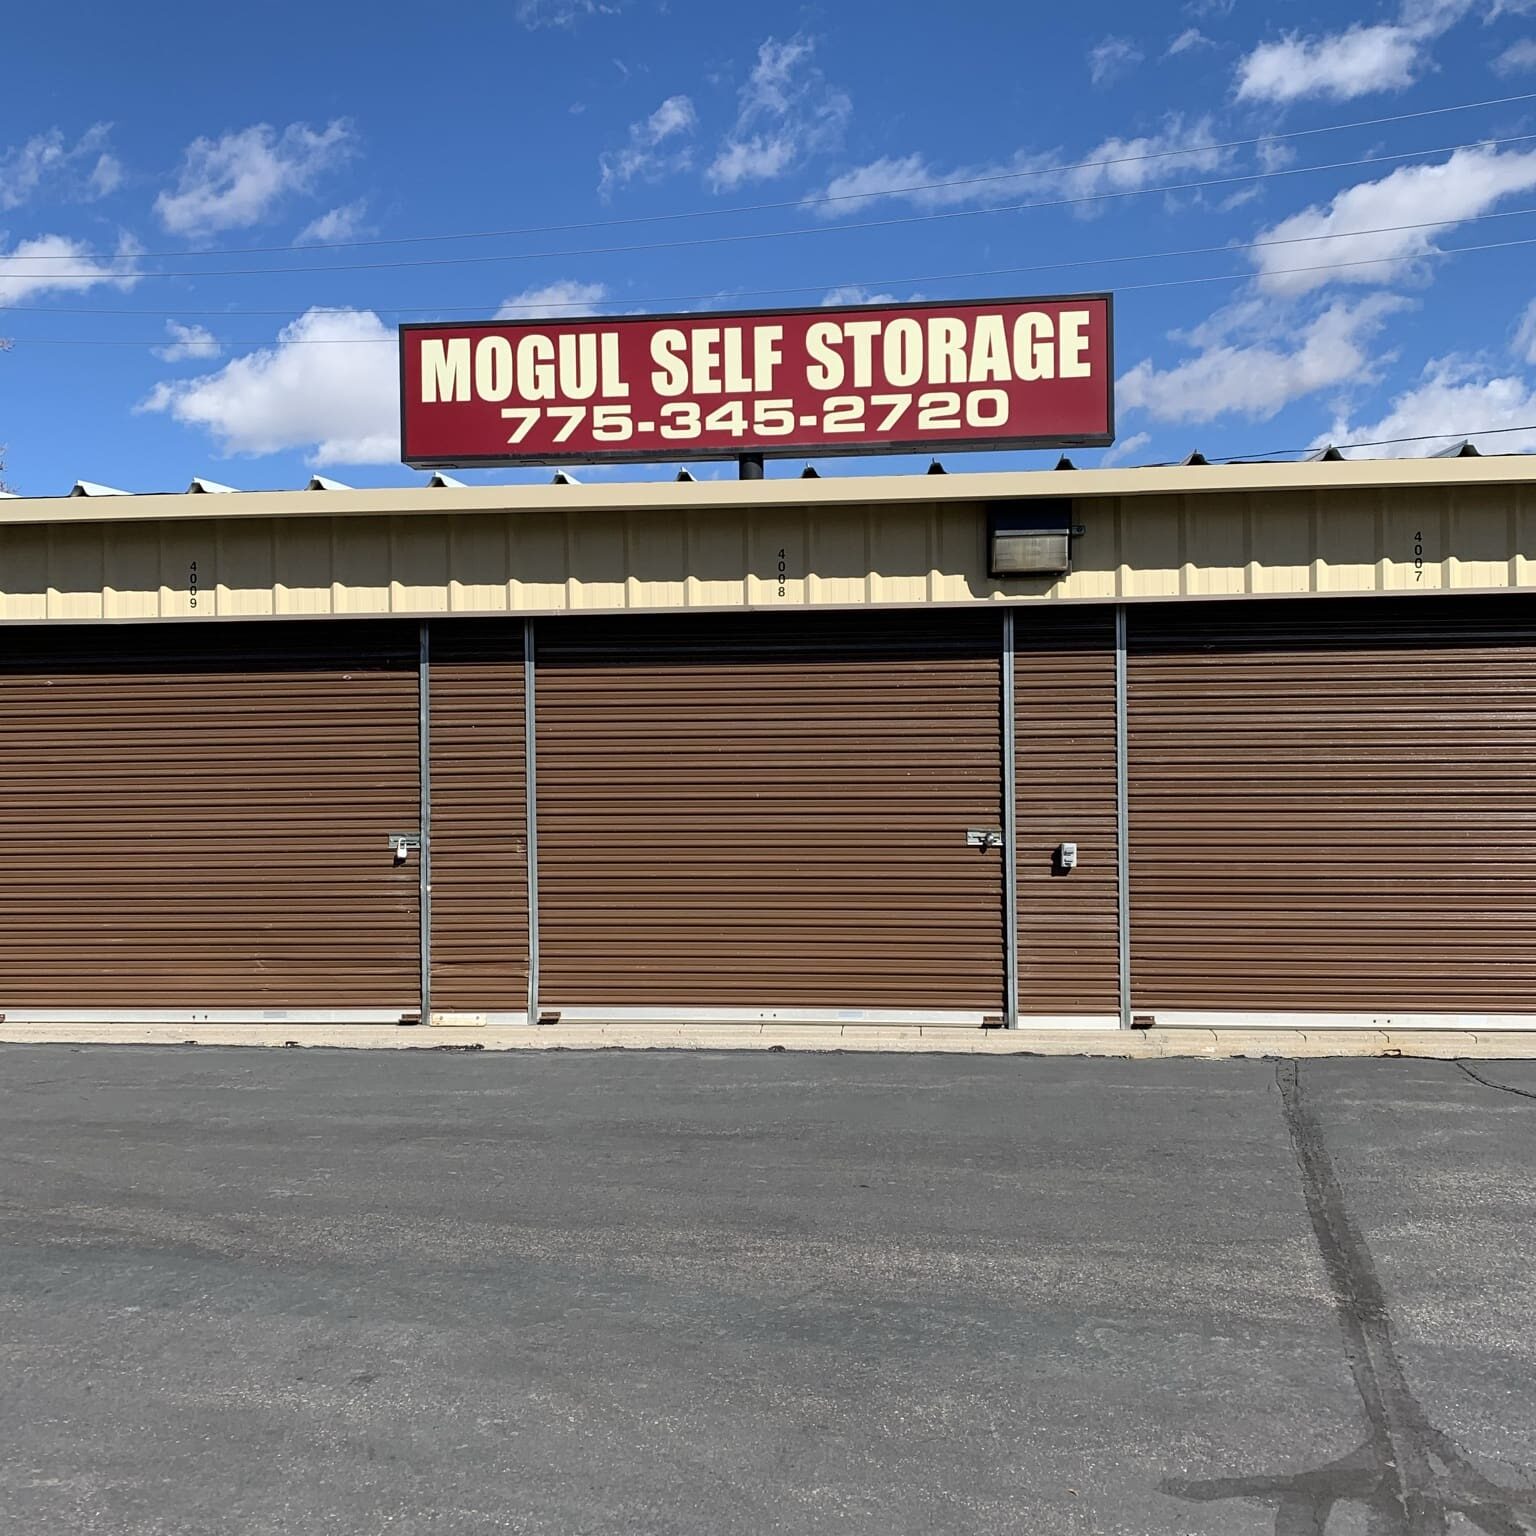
966 827 1004 850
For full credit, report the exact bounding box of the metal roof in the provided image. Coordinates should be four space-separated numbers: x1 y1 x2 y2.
1 455 1534 530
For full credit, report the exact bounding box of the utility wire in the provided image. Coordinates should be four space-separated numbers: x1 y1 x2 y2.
4 132 1535 282
6 89 1535 262
10 228 1536 345
7 203 1536 321
1204 422 1536 461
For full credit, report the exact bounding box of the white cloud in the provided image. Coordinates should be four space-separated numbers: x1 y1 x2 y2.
1515 299 1536 364
1234 0 1482 102
598 94 697 195
1167 27 1213 55
153 321 222 362
820 285 896 306
1256 136 1297 173
1494 38 1536 71
87 153 123 197
1089 36 1144 85
1100 431 1152 466
0 124 117 209
515 0 623 26
1249 145 1536 294
138 307 398 466
707 35 851 192
0 233 139 304
811 116 1229 219
1117 294 1410 424
495 280 610 319
295 200 368 244
155 120 353 236
1060 117 1228 202
1315 356 1536 455
1237 25 1422 101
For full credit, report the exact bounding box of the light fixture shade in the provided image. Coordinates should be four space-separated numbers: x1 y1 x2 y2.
990 529 1072 575
987 497 1074 576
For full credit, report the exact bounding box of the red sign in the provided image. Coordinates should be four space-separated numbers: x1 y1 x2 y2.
399 294 1113 467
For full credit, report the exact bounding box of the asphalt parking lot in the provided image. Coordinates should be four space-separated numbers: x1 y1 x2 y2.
1 1046 1533 1535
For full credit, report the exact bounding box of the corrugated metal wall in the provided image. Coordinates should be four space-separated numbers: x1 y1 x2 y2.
0 623 420 1015
1014 609 1121 1019
4 480 1535 623
428 623 530 1017
534 612 1005 1015
1127 596 1536 1014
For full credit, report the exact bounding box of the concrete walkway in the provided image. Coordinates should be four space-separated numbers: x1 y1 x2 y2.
0 1020 1535 1057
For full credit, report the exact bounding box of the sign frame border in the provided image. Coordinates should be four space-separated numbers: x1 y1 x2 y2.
398 291 1115 469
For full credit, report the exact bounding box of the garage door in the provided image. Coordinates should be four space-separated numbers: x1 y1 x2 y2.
427 622 530 1019
535 612 1005 1018
0 623 420 1018
1014 608 1121 1021
1128 596 1536 1017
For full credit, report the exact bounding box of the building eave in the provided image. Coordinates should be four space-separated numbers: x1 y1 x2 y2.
0 456 1533 528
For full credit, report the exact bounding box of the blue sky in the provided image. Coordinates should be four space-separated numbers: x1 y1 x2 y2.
4 0 1536 493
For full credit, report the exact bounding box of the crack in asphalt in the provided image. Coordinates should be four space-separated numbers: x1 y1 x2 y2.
1454 1061 1536 1104
1160 1059 1536 1536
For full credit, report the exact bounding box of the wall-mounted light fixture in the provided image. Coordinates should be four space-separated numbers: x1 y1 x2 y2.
986 497 1078 577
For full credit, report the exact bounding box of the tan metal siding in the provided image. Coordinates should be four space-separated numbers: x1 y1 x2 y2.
1128 596 1536 1013
0 624 420 1012
1014 609 1121 1015
428 623 530 1015
6 480 1536 624
535 613 1005 1013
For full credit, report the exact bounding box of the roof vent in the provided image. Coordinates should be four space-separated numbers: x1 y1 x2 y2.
186 477 236 494
551 469 581 485
1431 439 1482 458
70 480 130 497
926 459 947 475
1306 445 1346 462
799 465 821 479
1180 451 1210 467
428 471 466 487
674 468 697 482
305 475 351 491
1054 454 1076 471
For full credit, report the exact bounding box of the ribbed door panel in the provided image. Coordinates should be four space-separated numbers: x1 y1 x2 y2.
536 613 1005 1012
0 624 419 1011
1014 609 1120 1015
1129 597 1536 1012
428 623 529 1014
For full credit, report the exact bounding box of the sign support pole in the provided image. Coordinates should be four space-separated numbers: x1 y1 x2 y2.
738 453 765 480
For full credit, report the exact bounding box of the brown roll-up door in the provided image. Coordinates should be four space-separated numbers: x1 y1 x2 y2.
1128 596 1536 1014
428 622 529 1016
1014 609 1120 1017
535 612 1005 1015
0 623 419 1015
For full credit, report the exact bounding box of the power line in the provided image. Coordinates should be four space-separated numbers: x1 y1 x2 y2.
4 131 1535 283
9 226 1536 346
8 203 1536 322
1113 230 1536 291
20 229 1536 341
6 89 1536 263
1204 422 1536 461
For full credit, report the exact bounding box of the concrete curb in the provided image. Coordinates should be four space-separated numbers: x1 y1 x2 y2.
0 1023 1534 1058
